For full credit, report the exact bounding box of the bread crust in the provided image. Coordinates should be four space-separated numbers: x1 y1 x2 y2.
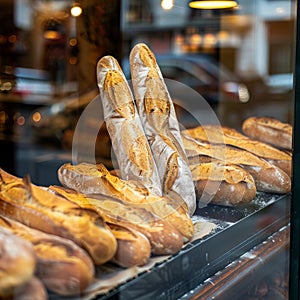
0 169 117 265
189 162 257 205
242 117 292 150
0 215 95 296
183 125 292 177
0 227 36 297
183 134 291 194
97 55 161 196
48 184 183 256
129 43 196 216
58 162 194 242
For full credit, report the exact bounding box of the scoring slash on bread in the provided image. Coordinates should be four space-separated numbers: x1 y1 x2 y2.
57 162 194 242
183 125 292 178
97 55 162 196
129 43 196 216
48 184 183 256
0 215 95 296
242 116 292 151
0 169 117 265
182 134 291 195
0 227 36 297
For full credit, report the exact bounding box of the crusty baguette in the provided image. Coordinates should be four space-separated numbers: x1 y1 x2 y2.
0 215 95 296
3 276 48 300
0 227 36 297
58 162 194 242
129 43 196 216
0 169 117 265
48 184 183 256
189 161 257 205
183 125 292 177
182 134 291 194
96 55 161 196
242 116 292 150
106 222 151 268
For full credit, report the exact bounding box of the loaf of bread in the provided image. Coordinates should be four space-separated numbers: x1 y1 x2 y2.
183 125 292 177
58 162 194 242
9 276 48 300
106 222 151 268
242 116 292 150
189 160 257 205
0 226 36 297
48 184 152 268
97 55 161 196
0 169 117 265
48 184 183 256
182 134 291 194
0 215 95 296
129 43 196 216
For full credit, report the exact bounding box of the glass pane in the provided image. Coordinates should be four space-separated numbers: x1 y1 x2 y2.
0 0 296 299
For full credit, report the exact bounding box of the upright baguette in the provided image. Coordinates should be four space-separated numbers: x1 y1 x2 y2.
0 227 36 297
96 55 161 196
48 184 183 256
242 116 292 150
0 169 117 265
0 215 95 296
129 43 196 216
183 125 292 177
58 162 194 242
182 134 291 194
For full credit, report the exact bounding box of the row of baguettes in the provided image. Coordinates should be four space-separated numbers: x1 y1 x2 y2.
0 161 195 298
182 116 292 206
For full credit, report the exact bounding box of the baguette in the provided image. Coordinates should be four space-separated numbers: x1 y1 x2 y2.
0 169 117 265
103 222 151 268
242 116 292 150
58 162 194 242
0 226 36 297
97 55 161 196
189 161 257 205
182 134 291 194
48 184 183 256
129 43 196 216
0 215 95 295
3 276 48 300
183 125 292 177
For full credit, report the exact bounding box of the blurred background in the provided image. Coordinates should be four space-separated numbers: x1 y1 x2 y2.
0 0 295 185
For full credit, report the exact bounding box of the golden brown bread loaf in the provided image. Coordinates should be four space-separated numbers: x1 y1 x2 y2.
57 162 194 242
97 55 161 196
48 185 152 268
48 184 183 256
183 125 292 177
242 116 292 150
129 43 196 216
189 161 257 205
0 169 117 265
0 227 36 297
10 276 48 300
106 222 151 268
182 134 291 194
0 215 95 296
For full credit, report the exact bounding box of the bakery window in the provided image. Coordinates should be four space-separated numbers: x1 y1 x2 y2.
0 0 298 299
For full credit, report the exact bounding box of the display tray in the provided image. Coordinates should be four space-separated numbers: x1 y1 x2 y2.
94 193 290 300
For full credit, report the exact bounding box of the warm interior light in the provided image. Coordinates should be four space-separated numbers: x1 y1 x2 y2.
189 0 238 9
161 0 174 10
71 4 82 17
